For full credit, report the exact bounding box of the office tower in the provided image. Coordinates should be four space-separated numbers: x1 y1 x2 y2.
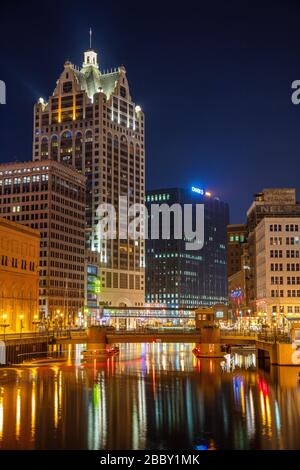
0 160 85 323
145 187 229 308
32 45 145 307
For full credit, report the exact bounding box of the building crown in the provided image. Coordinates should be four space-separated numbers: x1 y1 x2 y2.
82 28 99 69
82 49 99 69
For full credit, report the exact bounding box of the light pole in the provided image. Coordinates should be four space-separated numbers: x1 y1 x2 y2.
55 310 60 335
78 311 82 329
0 314 9 340
19 314 24 338
32 314 40 336
59 312 63 334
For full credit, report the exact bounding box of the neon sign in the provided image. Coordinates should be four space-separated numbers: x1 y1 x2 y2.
191 186 204 195
230 287 243 299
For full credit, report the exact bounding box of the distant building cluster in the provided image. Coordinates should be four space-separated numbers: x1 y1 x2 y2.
227 188 300 324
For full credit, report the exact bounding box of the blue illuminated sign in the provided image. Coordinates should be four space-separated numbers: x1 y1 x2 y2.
230 287 243 299
191 186 204 195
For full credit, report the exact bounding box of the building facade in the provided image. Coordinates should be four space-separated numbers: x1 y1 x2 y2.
246 188 300 313
85 250 101 324
227 224 247 277
227 224 250 318
255 217 300 321
0 160 85 324
0 217 39 332
228 247 251 319
32 46 145 307
145 187 229 308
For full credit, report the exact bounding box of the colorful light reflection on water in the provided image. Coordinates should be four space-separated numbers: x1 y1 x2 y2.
0 343 299 450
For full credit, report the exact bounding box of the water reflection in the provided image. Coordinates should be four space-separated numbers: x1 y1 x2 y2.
0 343 299 449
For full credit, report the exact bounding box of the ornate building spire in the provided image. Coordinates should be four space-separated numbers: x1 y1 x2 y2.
82 28 99 69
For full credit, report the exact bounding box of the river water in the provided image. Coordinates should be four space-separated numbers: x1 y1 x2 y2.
0 343 300 450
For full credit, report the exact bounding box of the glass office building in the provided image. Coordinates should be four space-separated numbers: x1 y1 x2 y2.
145 187 229 308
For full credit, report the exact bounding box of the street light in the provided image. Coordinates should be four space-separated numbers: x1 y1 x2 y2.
0 313 9 340
78 311 82 329
19 314 24 338
32 314 40 335
59 312 64 334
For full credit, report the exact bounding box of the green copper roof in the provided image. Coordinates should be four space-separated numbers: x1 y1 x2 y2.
99 71 120 99
76 65 120 101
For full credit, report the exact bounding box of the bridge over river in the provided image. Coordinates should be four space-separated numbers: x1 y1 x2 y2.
55 328 296 366
0 328 296 366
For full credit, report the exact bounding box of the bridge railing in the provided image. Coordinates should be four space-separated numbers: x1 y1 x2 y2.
220 329 292 343
107 328 198 335
220 329 257 337
257 332 291 344
0 329 72 342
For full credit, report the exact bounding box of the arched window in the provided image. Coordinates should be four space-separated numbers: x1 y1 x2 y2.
120 136 128 195
85 130 93 170
51 135 58 161
107 133 112 154
85 130 93 142
113 136 119 152
60 131 73 164
75 132 83 171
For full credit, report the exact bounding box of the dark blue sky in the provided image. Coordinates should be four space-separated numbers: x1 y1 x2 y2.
1 0 300 222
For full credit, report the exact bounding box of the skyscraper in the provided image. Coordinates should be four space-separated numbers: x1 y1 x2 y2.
145 187 229 308
0 160 86 323
32 44 145 307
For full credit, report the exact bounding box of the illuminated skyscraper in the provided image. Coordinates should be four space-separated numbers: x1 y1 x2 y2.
32 44 145 307
145 187 229 308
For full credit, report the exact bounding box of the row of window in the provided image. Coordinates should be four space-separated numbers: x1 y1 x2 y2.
271 289 300 297
271 263 300 271
145 194 171 203
270 237 299 245
229 234 246 243
0 174 49 185
1 255 36 271
271 276 300 285
270 224 299 232
0 166 50 176
272 305 300 314
270 250 299 258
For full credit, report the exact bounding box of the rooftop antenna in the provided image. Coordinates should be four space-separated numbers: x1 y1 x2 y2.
89 27 92 49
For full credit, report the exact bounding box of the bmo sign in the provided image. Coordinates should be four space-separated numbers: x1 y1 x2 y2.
191 186 204 195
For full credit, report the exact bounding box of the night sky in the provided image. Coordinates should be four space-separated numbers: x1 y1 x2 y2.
1 0 300 222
